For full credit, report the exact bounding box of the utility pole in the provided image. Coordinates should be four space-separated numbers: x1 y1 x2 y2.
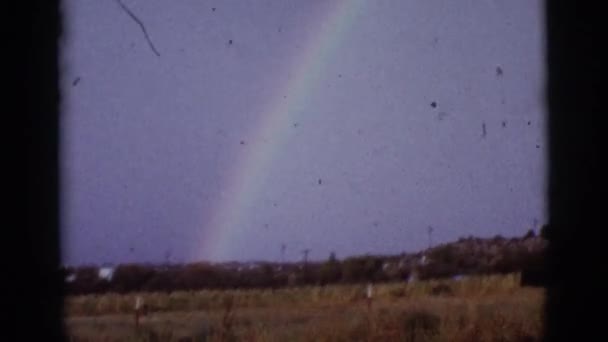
301 248 311 284
427 226 434 249
301 249 310 265
280 243 286 264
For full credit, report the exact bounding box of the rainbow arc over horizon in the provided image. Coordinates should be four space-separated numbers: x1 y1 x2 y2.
194 1 365 262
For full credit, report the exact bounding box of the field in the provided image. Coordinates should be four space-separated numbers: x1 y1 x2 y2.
64 273 544 341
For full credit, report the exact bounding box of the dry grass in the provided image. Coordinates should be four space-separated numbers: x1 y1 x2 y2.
64 273 544 341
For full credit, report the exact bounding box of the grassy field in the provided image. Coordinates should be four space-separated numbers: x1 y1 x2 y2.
64 273 544 341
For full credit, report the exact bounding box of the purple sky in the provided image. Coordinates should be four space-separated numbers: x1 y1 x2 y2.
60 0 546 266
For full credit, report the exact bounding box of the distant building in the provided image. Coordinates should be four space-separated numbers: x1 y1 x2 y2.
98 265 115 281
248 263 259 270
382 262 391 271
452 274 465 281
420 255 428 265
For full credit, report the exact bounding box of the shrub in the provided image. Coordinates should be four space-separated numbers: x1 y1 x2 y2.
388 286 408 299
399 310 441 342
111 264 156 293
524 229 536 239
430 283 453 296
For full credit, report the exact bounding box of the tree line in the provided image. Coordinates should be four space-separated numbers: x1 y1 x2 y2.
62 231 546 295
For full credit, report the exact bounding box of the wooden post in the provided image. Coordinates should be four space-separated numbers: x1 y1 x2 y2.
366 283 373 311
134 296 143 329
366 283 373 338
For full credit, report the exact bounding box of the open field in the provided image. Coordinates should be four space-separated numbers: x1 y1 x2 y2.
64 273 544 341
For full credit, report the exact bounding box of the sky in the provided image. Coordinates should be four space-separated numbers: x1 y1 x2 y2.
60 0 546 266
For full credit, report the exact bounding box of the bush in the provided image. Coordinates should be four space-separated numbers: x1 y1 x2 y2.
345 315 370 341
430 283 453 296
399 310 441 342
388 286 408 299
524 229 536 239
67 266 108 295
341 256 383 283
318 252 342 285
111 264 156 293
418 262 459 280
430 245 458 264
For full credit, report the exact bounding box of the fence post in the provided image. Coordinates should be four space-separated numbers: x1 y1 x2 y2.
366 283 373 338
134 295 143 329
366 283 373 311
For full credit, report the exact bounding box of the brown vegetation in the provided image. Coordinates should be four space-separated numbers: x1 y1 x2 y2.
64 273 545 341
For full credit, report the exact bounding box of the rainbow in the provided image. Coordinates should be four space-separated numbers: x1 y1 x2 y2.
195 0 365 262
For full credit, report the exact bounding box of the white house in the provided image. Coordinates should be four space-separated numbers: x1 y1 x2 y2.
382 262 391 271
98 265 115 281
420 255 428 265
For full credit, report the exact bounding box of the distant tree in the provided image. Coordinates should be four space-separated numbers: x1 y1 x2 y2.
455 253 477 271
111 264 156 293
524 229 536 239
329 251 337 263
492 235 505 243
429 245 457 264
142 271 174 292
382 260 408 281
363 256 385 281
319 252 341 284
175 263 228 290
341 257 365 283
341 255 383 283
67 266 109 295
258 263 276 288
419 262 459 280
